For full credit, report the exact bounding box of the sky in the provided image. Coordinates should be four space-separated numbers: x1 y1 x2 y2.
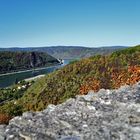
0 0 140 48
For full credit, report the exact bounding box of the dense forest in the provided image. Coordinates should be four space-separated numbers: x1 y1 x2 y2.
0 51 59 74
0 45 140 124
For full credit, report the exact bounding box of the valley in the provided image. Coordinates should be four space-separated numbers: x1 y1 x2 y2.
1 0 139 139
0 45 140 125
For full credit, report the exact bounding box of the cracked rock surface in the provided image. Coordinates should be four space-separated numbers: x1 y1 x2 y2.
1 82 140 140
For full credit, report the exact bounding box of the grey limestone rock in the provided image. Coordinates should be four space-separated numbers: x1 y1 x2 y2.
0 82 140 140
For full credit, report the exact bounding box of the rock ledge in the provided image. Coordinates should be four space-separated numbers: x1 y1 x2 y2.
1 82 140 140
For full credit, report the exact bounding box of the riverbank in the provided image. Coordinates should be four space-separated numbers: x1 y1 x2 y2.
25 74 46 81
0 63 61 77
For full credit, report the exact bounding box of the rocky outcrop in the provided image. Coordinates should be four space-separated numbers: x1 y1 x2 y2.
1 82 140 140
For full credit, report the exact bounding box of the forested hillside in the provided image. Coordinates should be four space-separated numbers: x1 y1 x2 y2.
0 51 59 74
0 45 140 124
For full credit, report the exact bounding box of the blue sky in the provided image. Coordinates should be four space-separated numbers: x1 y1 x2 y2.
0 0 140 48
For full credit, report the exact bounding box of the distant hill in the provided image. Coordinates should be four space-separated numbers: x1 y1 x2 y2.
0 46 128 59
0 51 59 74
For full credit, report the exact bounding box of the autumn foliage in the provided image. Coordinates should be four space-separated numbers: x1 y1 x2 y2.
0 113 12 124
80 66 140 94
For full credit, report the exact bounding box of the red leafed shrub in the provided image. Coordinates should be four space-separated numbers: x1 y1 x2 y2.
0 113 12 124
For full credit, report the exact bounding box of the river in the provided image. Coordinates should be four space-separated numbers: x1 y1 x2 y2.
0 59 71 88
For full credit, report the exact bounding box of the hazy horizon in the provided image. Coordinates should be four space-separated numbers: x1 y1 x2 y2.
0 0 140 48
0 45 130 49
